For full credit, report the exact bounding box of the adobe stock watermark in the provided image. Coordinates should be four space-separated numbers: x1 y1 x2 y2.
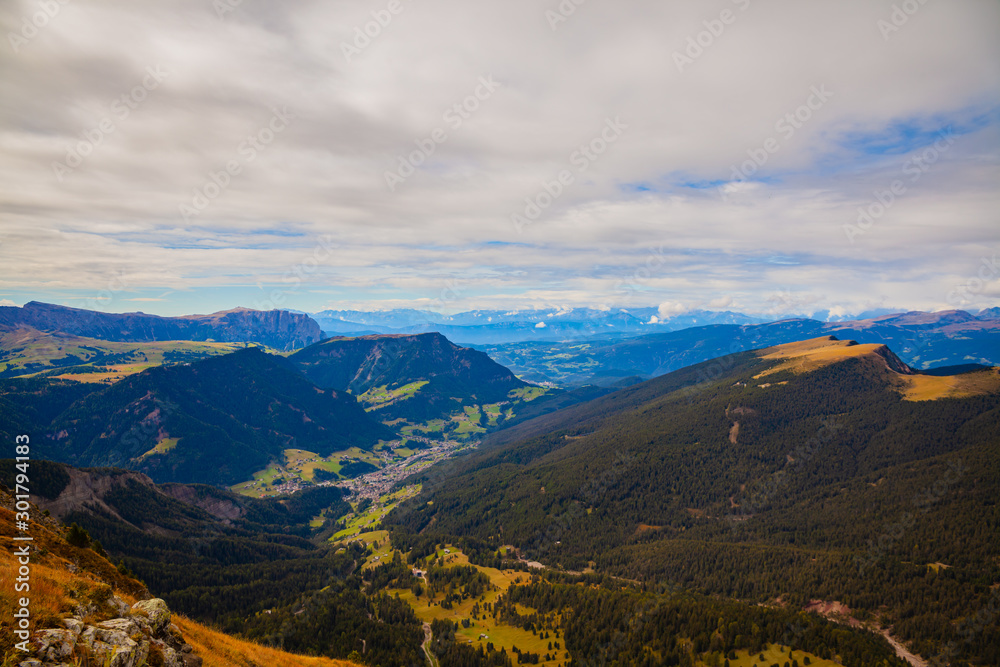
545 0 588 32
854 458 966 576
384 75 502 192
946 252 999 309
728 417 844 531
213 0 244 20
428 276 464 315
877 0 932 41
340 0 414 63
80 270 131 313
51 66 170 183
8 0 72 54
928 587 1000 667
719 84 834 201
673 0 751 73
613 245 671 306
179 106 294 222
843 127 954 244
510 116 628 233
252 235 337 311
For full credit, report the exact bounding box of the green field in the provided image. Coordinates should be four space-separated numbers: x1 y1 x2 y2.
136 437 179 462
482 403 502 426
387 545 568 666
331 530 396 569
508 386 548 401
359 381 429 411
330 485 422 542
385 384 553 442
0 328 252 382
453 406 486 436
401 419 447 437
379 543 846 667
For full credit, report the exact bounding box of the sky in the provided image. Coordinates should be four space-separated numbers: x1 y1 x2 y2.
1 0 998 318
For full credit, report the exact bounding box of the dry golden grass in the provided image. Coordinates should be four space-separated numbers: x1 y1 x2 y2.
755 337 1000 402
1 512 130 656
902 367 1000 401
755 337 886 378
173 615 357 667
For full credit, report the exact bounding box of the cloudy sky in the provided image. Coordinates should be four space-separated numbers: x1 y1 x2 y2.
1 0 998 317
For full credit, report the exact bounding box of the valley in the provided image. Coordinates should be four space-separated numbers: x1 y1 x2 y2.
475 310 1000 386
1 302 998 667
230 436 471 501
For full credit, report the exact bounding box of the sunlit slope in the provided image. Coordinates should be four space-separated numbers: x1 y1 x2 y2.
0 324 245 380
386 336 1000 664
33 348 392 485
173 616 358 667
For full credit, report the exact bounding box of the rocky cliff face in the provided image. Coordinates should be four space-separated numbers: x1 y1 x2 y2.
38 466 156 523
179 307 324 350
158 483 246 522
0 302 323 351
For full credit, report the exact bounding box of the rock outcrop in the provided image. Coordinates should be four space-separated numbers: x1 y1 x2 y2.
22 595 201 667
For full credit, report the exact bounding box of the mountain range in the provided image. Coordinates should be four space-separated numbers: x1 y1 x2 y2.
0 301 323 351
308 306 1000 346
1 332 542 488
309 307 771 343
476 309 1000 386
12 348 392 485
7 332 998 666
4 301 998 384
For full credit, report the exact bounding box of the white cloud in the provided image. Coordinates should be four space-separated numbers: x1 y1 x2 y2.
0 0 997 315
0 299 18 307
535 321 547 328
708 296 733 310
658 302 691 318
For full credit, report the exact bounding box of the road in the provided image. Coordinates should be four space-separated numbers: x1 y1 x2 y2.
421 622 439 667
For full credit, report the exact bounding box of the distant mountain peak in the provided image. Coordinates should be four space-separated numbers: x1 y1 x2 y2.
864 309 976 327
978 307 1000 320
0 301 322 351
290 331 527 423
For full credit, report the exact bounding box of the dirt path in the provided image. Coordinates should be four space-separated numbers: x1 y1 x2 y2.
803 600 926 667
879 628 928 667
421 622 439 667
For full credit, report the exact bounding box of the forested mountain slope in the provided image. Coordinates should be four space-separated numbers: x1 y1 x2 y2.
290 332 529 423
388 337 1000 664
30 347 392 484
